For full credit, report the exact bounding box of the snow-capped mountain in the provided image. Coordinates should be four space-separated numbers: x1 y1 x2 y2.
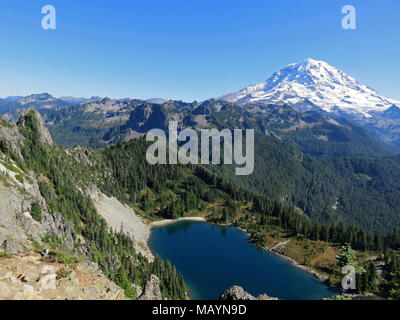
219 58 400 119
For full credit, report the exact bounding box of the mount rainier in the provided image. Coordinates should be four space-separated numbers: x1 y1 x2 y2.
218 58 400 146
219 58 400 120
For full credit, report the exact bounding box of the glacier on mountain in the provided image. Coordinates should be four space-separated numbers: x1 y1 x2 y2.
218 58 400 119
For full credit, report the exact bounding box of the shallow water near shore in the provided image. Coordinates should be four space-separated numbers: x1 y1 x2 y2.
149 221 338 300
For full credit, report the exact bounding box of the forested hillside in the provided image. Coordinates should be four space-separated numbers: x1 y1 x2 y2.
1 111 186 300
217 132 400 234
2 110 400 299
8 100 400 234
77 129 400 298
20 99 400 234
93 135 400 298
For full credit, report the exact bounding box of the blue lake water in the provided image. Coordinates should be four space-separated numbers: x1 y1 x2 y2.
148 221 338 300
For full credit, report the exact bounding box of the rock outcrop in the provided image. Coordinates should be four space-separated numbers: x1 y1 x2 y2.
138 274 162 300
0 117 24 159
0 253 124 300
0 169 77 255
17 110 53 145
219 286 278 301
0 111 80 256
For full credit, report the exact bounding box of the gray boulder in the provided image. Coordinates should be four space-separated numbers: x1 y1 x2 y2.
219 286 278 300
138 274 162 300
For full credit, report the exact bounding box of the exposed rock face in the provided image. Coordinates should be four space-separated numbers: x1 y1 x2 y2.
0 172 77 255
0 117 24 159
3 239 25 254
43 211 77 248
133 284 143 297
17 110 53 145
90 188 154 261
0 112 79 256
219 286 278 301
219 286 255 300
138 274 162 300
125 104 168 134
0 183 41 254
0 253 124 300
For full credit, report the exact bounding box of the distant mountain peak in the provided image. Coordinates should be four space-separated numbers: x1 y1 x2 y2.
218 59 400 119
26 93 54 100
146 98 169 104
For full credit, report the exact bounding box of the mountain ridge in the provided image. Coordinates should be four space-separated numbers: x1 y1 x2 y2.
38 98 396 157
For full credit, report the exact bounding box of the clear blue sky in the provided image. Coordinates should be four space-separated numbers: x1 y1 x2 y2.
0 0 399 101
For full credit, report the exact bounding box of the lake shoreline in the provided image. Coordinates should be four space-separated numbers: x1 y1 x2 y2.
147 217 386 300
149 217 329 283
149 217 206 229
209 222 385 299
267 248 329 282
210 221 329 283
148 218 336 300
147 216 206 301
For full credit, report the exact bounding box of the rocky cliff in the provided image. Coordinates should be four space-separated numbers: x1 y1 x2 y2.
138 274 162 300
0 111 77 256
